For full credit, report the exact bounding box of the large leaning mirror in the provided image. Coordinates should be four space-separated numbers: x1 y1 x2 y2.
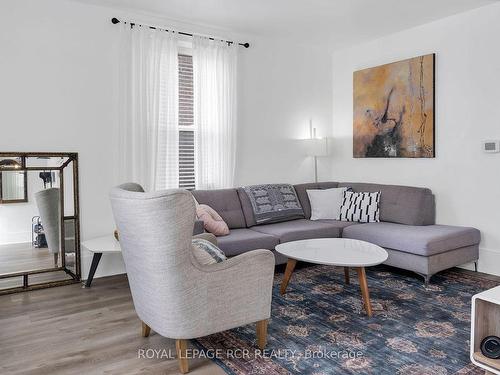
0 152 81 294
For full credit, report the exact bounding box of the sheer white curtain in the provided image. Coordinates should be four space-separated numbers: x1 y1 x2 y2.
193 37 238 189
117 24 179 191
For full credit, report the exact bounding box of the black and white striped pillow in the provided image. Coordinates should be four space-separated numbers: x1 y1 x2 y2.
338 191 381 223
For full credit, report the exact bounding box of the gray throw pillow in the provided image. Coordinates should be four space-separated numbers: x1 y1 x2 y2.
192 238 227 265
243 184 304 224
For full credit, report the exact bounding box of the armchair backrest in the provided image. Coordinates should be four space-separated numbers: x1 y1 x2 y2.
109 183 197 334
34 188 60 255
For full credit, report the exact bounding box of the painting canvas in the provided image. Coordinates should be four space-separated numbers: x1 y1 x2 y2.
353 54 435 158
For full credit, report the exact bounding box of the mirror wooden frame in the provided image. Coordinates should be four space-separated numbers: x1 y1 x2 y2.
0 152 81 294
0 156 28 203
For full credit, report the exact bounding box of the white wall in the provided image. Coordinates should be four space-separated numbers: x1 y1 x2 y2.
236 38 333 185
0 0 333 279
0 0 121 278
331 3 500 275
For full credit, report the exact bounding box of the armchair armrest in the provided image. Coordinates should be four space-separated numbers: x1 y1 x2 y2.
189 249 275 337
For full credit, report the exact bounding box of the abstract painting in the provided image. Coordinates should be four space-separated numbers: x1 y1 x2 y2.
353 54 435 158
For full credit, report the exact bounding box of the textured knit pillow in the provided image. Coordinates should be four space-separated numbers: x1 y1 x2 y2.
191 238 227 265
196 204 230 236
338 191 381 223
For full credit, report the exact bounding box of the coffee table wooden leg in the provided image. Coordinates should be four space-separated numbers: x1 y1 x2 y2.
280 259 297 295
344 267 350 284
356 267 372 317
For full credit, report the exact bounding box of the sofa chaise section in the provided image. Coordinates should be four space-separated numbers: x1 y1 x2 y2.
343 222 480 283
342 223 480 257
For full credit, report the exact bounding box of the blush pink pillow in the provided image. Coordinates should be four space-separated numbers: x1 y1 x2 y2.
196 204 230 236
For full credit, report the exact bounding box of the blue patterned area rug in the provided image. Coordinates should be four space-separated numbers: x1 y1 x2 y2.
194 265 499 375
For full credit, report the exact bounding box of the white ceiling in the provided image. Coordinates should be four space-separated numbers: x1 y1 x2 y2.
78 0 498 48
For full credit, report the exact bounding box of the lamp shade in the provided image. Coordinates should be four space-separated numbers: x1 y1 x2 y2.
302 137 329 157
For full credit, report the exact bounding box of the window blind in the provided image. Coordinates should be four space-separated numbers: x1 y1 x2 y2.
178 54 195 190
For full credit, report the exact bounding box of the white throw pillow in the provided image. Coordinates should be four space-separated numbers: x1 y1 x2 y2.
307 188 348 220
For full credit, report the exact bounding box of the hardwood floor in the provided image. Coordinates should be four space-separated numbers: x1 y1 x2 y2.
0 243 55 274
0 275 224 375
3 265 493 374
0 243 75 291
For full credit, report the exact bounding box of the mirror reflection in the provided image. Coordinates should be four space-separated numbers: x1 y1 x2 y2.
34 187 61 266
0 156 23 170
0 171 27 202
0 154 80 293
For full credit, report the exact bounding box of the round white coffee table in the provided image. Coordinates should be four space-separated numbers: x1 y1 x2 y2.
275 238 388 317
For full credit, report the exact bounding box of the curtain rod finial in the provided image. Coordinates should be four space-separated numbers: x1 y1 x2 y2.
242 43 250 48
111 17 120 25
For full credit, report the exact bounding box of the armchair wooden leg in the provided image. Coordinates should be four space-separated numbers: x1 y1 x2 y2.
176 339 189 374
141 321 151 337
256 319 268 350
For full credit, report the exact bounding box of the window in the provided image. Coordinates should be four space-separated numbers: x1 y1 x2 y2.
178 54 195 190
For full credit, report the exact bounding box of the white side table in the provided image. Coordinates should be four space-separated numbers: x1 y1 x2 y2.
81 236 121 288
471 285 500 374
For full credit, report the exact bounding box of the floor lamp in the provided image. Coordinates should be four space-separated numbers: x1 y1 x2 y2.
303 125 329 183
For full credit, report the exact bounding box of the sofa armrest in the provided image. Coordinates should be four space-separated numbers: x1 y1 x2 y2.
193 219 205 235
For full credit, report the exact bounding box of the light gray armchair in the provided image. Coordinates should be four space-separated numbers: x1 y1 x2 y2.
109 183 275 374
34 188 60 266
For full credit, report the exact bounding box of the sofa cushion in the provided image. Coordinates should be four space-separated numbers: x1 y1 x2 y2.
192 189 246 229
251 219 341 243
342 222 481 256
338 182 435 226
216 228 279 256
237 188 257 226
316 219 359 235
293 182 339 219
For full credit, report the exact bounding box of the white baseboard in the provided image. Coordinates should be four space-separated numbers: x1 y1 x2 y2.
458 247 500 277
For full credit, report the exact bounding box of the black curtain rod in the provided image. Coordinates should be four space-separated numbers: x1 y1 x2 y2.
111 18 250 48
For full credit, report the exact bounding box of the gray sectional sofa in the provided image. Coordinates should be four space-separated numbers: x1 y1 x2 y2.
192 182 480 284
